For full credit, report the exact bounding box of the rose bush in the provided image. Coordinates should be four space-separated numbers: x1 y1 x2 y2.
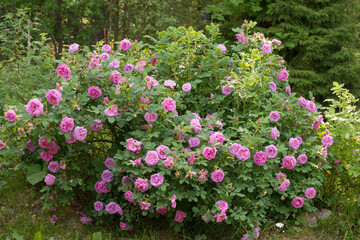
0 22 336 237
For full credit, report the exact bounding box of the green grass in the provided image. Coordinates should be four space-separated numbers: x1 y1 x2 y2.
0 161 359 240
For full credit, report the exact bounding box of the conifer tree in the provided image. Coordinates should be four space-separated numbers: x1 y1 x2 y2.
266 0 359 100
206 0 359 100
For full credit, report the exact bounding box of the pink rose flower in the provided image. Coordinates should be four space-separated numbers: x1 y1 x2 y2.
74 126 87 141
156 145 170 159
25 98 44 117
304 187 316 199
217 44 226 53
334 158 341 164
120 39 132 51
236 32 248 42
182 82 192 92
123 64 134 72
236 146 250 161
145 76 159 90
126 138 142 152
110 71 122 83
88 86 102 99
144 151 160 166
124 190 136 203
291 197 304 208
65 132 76 144
48 161 60 173
120 222 133 231
281 156 296 169
144 112 158 123
26 141 37 152
104 104 118 116
164 80 176 89
105 202 123 215
269 111 280 122
272 39 282 45
275 172 287 184
289 137 301 150
277 67 289 81
101 170 114 183
4 109 17 122
89 119 103 132
271 127 280 139
208 132 226 145
47 141 60 155
46 89 62 105
60 117 74 132
109 59 119 69
157 206 167 215
202 146 217 160
94 180 111 193
0 140 4 150
297 154 307 164
298 97 308 107
214 210 228 222
321 135 334 148
94 201 103 211
262 44 272 54
135 60 146 71
104 158 116 168
190 118 202 134
188 137 200 148
57 64 71 78
278 179 290 191
139 201 151 210
169 194 177 208
41 151 53 162
101 44 111 53
269 82 276 92
174 211 187 223
45 174 56 186
69 43 79 53
161 97 176 111
265 144 278 159
210 169 225 183
134 178 149 192
163 157 175 169
229 143 241 155
150 173 164 187
305 101 318 113
215 200 229 211
253 151 267 166
285 86 291 95
222 86 231 95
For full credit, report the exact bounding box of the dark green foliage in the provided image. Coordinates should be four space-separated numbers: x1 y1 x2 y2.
266 0 359 101
206 0 360 101
0 0 207 58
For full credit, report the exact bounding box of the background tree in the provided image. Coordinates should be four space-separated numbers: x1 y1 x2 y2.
206 0 360 101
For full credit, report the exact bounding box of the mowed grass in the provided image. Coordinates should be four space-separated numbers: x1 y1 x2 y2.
0 163 359 240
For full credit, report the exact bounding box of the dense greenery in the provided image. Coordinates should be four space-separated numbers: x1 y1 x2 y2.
206 0 360 101
1 0 359 99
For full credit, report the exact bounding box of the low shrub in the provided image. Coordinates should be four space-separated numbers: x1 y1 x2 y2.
0 22 336 237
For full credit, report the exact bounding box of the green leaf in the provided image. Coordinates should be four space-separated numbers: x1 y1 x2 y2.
33 231 43 240
11 232 24 240
108 117 115 123
26 164 47 185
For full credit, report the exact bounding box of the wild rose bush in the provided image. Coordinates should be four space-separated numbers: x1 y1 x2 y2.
0 22 336 236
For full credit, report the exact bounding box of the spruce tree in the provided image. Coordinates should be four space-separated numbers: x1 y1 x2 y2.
266 0 359 101
206 0 359 101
